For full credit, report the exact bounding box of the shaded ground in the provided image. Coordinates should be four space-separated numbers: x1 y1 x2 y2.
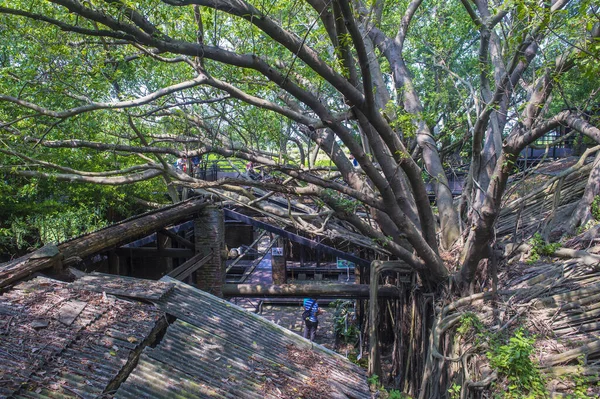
229 240 349 350
259 303 337 349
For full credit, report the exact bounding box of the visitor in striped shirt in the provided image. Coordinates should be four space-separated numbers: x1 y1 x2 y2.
302 298 322 342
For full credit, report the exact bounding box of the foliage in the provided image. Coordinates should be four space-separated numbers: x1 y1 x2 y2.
347 352 368 368
563 373 596 398
592 196 600 221
330 300 360 344
0 199 113 256
34 207 109 243
552 356 599 398
487 329 548 399
0 218 31 254
0 2 597 397
313 159 336 168
575 220 597 235
366 374 408 398
456 312 484 338
0 171 151 257
527 233 562 264
366 377 409 399
560 369 598 398
322 190 360 214
367 374 381 390
448 383 461 399
387 389 406 399
453 317 549 398
0 0 598 290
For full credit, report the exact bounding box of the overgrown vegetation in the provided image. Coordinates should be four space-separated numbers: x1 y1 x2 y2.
527 233 562 264
0 207 108 253
456 312 485 338
368 374 408 399
448 383 461 399
0 0 599 397
487 329 547 398
559 362 599 399
0 176 153 258
592 195 600 220
330 300 360 344
453 314 549 398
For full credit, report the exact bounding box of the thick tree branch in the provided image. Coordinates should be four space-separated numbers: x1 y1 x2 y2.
0 75 208 119
159 0 366 106
11 169 163 185
0 6 135 41
338 1 375 113
0 148 160 177
459 0 482 27
395 0 424 52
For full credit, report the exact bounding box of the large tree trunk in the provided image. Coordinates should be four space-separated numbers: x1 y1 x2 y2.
377 46 460 249
568 151 600 231
460 150 515 285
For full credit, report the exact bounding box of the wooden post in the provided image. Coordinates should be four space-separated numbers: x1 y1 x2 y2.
271 237 287 284
157 232 173 273
356 263 365 344
108 250 120 275
369 261 383 378
316 237 321 267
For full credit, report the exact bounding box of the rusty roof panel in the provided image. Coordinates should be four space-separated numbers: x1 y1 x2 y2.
0 277 163 399
116 278 370 398
69 273 174 301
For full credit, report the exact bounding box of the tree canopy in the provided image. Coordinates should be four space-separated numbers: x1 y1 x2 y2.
0 0 599 285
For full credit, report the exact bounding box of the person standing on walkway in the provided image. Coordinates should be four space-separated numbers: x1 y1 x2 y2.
302 298 322 342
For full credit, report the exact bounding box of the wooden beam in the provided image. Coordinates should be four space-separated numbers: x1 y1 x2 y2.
288 266 356 274
167 252 213 281
225 230 268 273
0 198 208 288
158 228 195 250
224 208 369 267
236 236 279 283
115 248 195 258
125 220 195 248
157 232 173 272
222 283 400 298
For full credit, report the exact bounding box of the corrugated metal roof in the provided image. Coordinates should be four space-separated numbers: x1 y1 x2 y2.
3 274 369 398
70 273 174 301
116 278 370 398
0 277 163 399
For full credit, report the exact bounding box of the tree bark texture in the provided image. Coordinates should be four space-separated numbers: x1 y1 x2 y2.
568 152 600 231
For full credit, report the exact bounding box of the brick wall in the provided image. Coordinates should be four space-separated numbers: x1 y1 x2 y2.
194 206 225 297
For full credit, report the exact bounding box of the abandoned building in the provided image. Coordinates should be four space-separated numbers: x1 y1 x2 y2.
0 197 377 398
